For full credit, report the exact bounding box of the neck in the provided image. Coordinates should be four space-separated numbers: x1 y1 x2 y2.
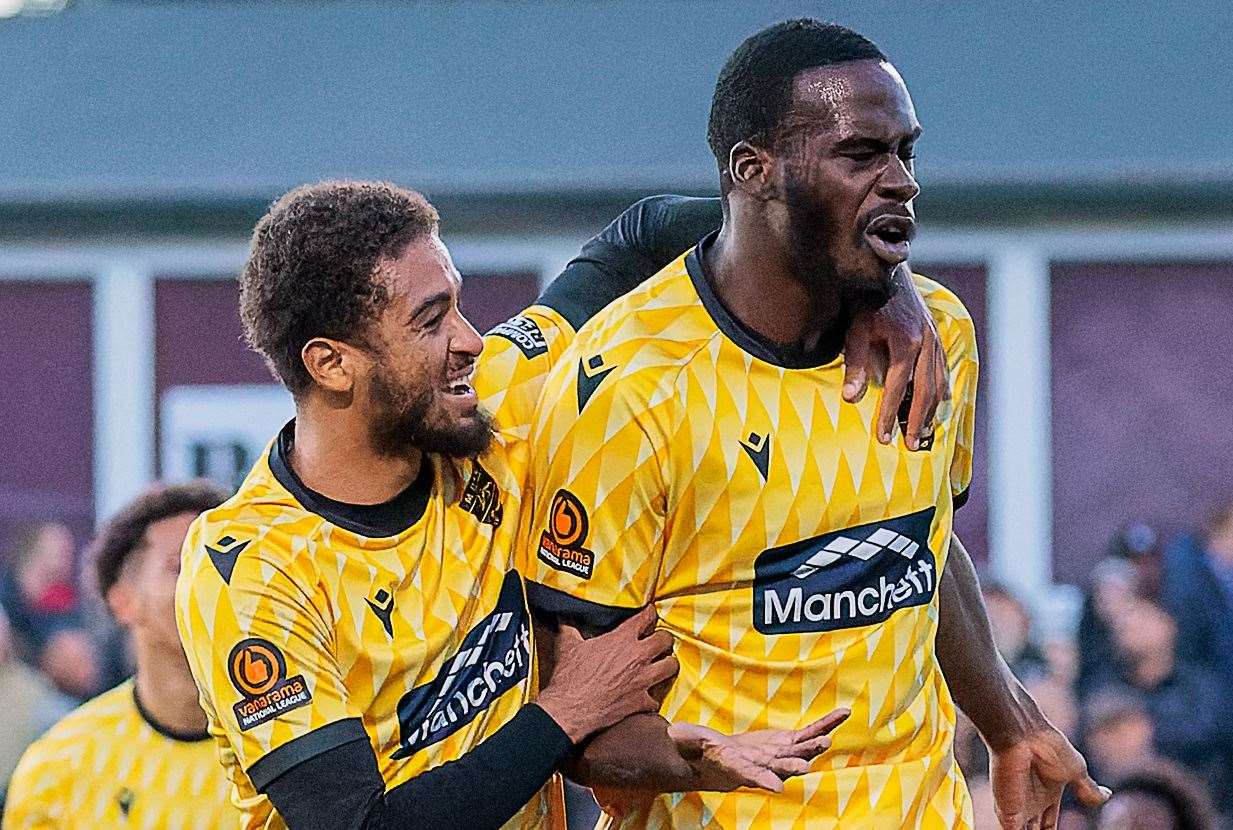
707 203 844 350
290 398 422 504
133 636 207 737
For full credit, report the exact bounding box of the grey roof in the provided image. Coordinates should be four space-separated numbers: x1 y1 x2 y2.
1 0 1231 209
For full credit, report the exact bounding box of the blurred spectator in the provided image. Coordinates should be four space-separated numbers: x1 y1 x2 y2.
1096 759 1220 830
1076 524 1162 698
37 628 101 700
1082 689 1158 783
1161 501 1233 689
0 522 82 658
1091 596 1230 793
0 605 73 792
0 522 103 700
983 582 1050 682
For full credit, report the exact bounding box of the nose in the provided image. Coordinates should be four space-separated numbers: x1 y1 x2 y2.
452 312 484 358
878 155 920 203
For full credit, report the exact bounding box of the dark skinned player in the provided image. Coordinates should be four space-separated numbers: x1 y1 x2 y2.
522 20 1109 830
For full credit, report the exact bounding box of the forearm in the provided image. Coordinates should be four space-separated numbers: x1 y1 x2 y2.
566 714 698 791
533 611 700 793
936 534 1041 751
265 706 571 830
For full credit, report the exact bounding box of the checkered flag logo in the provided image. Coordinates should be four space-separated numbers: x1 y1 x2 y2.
792 527 921 579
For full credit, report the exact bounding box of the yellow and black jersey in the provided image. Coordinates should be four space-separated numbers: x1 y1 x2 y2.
523 236 979 829
175 419 561 830
478 194 724 446
3 679 237 830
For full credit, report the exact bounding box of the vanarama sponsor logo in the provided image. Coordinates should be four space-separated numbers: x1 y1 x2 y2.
754 507 938 635
227 638 312 731
537 490 594 579
392 571 532 758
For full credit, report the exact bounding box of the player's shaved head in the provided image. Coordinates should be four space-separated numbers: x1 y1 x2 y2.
707 18 885 172
241 181 440 396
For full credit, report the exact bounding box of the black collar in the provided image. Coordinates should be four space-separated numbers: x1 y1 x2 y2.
268 420 433 537
685 230 846 370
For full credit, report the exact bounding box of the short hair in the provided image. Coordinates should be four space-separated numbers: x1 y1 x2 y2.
92 480 228 597
707 18 886 167
240 181 440 395
1112 760 1221 830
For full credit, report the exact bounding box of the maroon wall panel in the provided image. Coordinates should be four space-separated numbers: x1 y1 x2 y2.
916 264 989 565
464 271 541 336
155 278 270 392
1051 261 1233 585
0 282 94 550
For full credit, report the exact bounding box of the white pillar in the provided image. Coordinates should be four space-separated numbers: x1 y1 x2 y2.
92 261 156 522
985 245 1053 597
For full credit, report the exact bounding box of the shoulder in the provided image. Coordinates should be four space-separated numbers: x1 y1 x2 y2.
484 304 574 362
17 682 134 767
546 256 725 417
572 255 718 369
179 484 330 609
912 272 978 365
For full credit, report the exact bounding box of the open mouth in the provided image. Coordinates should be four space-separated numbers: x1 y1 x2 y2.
444 366 476 398
863 213 916 266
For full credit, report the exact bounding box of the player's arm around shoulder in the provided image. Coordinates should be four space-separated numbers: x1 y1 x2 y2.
478 304 579 443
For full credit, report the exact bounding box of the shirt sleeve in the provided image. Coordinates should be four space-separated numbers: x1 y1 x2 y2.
521 358 674 630
175 518 362 792
3 743 60 829
263 705 571 830
913 275 980 508
478 196 721 443
536 195 721 331
479 306 577 442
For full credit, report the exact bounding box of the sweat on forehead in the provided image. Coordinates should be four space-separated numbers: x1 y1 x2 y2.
785 60 913 133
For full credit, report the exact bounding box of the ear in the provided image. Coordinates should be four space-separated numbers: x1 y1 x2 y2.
301 337 362 395
727 140 776 201
107 581 135 628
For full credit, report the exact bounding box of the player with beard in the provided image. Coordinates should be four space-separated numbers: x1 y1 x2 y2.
522 19 1109 830
177 180 952 830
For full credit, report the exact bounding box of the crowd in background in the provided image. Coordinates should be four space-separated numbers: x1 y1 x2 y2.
959 503 1233 830
2 502 1232 829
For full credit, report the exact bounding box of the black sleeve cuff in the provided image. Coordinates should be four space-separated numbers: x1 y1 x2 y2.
953 487 970 511
522 702 574 755
525 581 638 633
248 717 368 791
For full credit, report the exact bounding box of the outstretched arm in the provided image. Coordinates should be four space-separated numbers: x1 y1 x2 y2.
937 534 1110 829
533 613 847 796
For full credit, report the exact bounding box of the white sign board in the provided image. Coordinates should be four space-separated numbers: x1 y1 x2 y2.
160 384 294 492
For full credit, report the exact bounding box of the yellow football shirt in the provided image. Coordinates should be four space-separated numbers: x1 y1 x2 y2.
3 679 238 830
175 418 562 830
523 242 979 829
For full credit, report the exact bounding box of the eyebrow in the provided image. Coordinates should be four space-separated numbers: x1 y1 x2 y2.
833 125 922 150
409 291 452 323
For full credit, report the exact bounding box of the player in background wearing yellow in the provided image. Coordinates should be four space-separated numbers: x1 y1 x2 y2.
176 182 915 830
524 20 1110 830
4 481 239 830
